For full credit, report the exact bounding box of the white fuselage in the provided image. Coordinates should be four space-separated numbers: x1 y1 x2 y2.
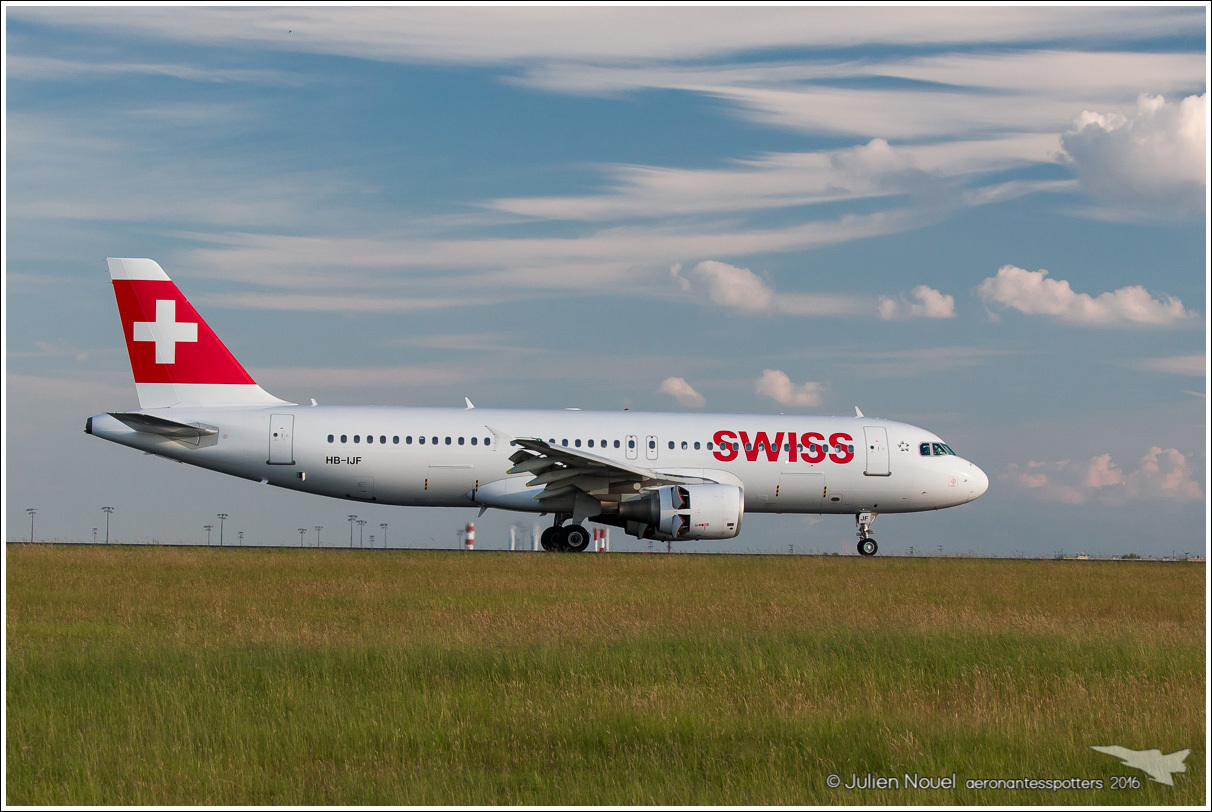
86 404 988 520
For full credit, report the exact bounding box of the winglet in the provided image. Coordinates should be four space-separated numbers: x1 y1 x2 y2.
465 397 476 410
855 406 864 418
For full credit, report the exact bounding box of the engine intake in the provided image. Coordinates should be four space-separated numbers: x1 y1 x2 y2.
619 484 744 540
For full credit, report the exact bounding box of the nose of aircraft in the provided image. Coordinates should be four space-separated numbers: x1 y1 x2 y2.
968 463 989 502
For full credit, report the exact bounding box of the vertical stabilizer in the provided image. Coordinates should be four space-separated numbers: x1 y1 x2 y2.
107 258 291 409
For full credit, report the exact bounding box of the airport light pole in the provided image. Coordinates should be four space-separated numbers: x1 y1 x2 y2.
299 528 307 547
102 506 114 544
204 524 213 545
357 519 367 547
348 514 357 547
380 522 388 549
315 525 323 547
217 513 228 547
238 531 244 546
27 508 37 544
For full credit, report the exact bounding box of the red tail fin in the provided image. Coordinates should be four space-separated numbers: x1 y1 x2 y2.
108 258 289 409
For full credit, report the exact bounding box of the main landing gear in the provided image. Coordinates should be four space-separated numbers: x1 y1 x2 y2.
856 511 879 556
540 519 591 553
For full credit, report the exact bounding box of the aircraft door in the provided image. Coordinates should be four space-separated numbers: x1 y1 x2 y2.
268 414 295 465
625 435 638 460
863 426 890 476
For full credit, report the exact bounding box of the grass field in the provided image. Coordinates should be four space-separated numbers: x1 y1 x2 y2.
5 545 1206 805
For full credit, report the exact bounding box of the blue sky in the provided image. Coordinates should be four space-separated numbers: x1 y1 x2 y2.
4 5 1207 556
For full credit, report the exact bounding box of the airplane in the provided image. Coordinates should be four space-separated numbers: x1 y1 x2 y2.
85 258 988 554
1090 746 1190 786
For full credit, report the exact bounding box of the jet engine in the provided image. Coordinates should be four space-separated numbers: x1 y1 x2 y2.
618 484 744 540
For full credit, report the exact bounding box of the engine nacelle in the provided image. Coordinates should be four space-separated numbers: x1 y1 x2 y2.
618 484 744 540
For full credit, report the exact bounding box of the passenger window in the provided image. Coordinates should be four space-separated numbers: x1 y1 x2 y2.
628 439 636 449
445 437 452 445
432 436 438 445
340 435 347 444
484 437 491 446
354 435 361 443
406 436 413 444
575 439 582 447
419 436 426 444
694 442 701 450
668 441 675 450
614 440 621 448
587 439 594 448
393 436 399 444
458 437 465 445
380 435 387 444
367 435 374 444
681 441 688 450
327 434 334 443
562 439 569 447
471 437 478 446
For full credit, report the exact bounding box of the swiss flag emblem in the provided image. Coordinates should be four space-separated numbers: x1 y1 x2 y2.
112 279 255 385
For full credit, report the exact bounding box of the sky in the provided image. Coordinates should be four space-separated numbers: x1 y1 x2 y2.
3 4 1208 557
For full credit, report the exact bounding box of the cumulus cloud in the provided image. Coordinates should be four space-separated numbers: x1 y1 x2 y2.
658 376 706 408
673 260 949 319
1006 447 1203 505
976 265 1190 327
755 369 824 407
671 260 773 312
1061 93 1207 216
878 285 956 320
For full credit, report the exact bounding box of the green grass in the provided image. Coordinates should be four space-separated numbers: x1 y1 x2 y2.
5 546 1205 805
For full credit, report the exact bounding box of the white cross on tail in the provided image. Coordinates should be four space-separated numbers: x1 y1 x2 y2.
133 299 198 364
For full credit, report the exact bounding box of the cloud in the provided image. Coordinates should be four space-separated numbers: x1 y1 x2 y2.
16 8 1199 67
658 377 706 408
1120 354 1206 377
755 369 824 408
1061 93 1207 217
672 260 890 318
1006 447 1204 505
976 265 1191 327
878 285 956 320
671 260 773 313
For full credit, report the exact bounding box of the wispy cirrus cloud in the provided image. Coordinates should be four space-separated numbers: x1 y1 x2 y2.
15 7 1199 66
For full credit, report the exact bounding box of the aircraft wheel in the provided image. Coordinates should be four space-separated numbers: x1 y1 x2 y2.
561 525 591 553
540 526 561 551
858 538 878 557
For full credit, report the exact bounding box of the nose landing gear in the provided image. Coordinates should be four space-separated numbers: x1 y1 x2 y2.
856 511 879 556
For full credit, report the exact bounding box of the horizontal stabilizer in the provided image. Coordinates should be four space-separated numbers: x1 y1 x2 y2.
109 412 219 447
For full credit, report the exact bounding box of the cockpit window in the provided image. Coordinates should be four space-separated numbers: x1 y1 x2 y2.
921 442 957 456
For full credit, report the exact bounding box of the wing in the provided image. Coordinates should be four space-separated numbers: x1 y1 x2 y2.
504 435 721 518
